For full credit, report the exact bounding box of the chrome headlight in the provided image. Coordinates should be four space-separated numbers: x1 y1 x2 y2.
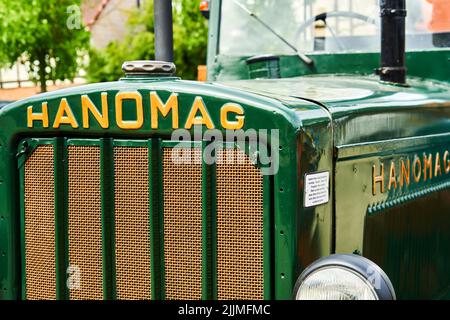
293 254 396 300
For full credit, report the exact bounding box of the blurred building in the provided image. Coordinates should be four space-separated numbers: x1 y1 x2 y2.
82 0 143 49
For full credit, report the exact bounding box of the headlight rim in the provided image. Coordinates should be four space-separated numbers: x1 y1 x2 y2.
293 254 396 300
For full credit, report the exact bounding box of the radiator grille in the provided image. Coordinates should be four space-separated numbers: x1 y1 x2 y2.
216 149 264 300
67 146 103 300
22 140 267 300
163 148 203 300
114 147 151 300
24 145 56 300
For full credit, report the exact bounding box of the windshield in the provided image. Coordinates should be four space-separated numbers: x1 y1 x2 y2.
219 0 450 55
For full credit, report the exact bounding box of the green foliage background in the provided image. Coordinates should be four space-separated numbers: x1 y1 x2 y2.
0 0 89 92
87 0 208 82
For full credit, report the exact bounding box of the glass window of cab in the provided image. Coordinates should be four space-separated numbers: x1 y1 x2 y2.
219 0 450 55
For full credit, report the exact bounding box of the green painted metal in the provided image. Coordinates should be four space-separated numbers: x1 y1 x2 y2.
335 134 450 254
148 138 162 300
262 174 272 300
101 138 115 300
336 132 450 160
294 106 334 278
55 137 69 300
210 145 218 300
201 140 212 300
364 189 450 299
208 51 450 83
158 140 166 300
335 131 450 299
18 142 26 300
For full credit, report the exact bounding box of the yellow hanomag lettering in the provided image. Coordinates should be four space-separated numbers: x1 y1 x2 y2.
115 92 144 130
150 92 179 129
435 152 442 177
53 98 79 128
372 163 385 195
444 150 450 174
27 102 49 128
423 153 433 181
185 97 214 129
399 158 410 187
220 103 245 130
388 161 397 190
413 156 422 183
82 93 109 129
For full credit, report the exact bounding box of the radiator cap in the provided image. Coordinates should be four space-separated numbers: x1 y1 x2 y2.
122 60 176 77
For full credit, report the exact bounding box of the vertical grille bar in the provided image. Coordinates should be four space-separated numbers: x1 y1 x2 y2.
216 149 265 300
162 147 203 300
149 139 162 299
24 145 56 300
114 145 151 299
54 138 69 300
67 145 103 300
201 141 213 300
101 138 115 299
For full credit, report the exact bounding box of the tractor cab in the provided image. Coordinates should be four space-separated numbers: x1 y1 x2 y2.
207 0 450 82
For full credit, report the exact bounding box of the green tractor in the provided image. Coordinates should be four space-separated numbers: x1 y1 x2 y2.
0 0 449 300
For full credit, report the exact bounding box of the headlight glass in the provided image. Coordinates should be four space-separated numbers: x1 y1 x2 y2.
296 266 378 300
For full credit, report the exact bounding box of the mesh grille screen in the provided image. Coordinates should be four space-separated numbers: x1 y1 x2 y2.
216 149 264 300
67 146 103 300
114 147 151 300
24 145 56 300
163 148 203 300
23 142 266 300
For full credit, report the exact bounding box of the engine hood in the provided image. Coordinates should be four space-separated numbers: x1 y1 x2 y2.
219 75 450 106
0 77 326 149
2 74 449 148
220 75 450 145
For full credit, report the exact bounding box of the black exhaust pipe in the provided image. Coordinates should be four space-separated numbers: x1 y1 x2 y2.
154 0 174 62
379 0 407 84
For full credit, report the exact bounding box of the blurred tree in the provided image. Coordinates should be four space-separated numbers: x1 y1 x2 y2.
0 0 89 92
87 0 208 82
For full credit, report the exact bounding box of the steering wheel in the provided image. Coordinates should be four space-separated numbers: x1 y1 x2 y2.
294 11 379 51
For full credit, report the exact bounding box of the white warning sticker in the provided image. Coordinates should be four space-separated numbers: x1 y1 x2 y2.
304 171 330 208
